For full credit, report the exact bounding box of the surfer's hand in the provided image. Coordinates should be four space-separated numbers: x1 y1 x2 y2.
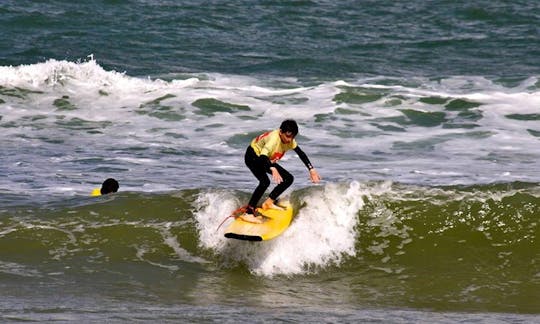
270 167 283 184
309 168 321 183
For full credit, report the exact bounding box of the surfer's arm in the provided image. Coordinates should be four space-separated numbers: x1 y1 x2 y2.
294 146 314 170
294 146 321 183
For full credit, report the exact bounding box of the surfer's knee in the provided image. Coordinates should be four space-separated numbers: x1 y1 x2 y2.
283 173 294 186
260 176 271 188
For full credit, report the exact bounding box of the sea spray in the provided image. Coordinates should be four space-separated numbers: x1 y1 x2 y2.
195 181 385 276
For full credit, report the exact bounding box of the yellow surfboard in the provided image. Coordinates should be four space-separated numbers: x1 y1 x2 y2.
224 202 293 241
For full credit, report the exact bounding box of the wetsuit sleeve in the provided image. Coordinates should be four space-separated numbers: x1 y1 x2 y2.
294 146 314 170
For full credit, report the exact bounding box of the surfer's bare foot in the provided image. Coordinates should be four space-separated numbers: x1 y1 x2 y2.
262 198 284 210
239 213 263 224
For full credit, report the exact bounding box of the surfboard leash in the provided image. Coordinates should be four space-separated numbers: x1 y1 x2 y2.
216 205 248 232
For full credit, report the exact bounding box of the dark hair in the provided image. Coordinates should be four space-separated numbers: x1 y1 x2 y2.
280 119 299 136
101 178 119 195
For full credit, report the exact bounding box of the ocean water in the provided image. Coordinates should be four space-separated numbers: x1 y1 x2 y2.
1 0 539 322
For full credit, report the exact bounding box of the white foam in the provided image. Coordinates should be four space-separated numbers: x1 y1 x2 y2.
0 261 42 278
194 182 385 276
1 59 540 197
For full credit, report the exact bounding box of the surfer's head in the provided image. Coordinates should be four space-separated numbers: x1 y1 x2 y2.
279 119 298 144
101 178 119 195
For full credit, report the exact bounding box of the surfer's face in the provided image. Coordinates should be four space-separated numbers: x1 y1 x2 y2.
279 131 295 144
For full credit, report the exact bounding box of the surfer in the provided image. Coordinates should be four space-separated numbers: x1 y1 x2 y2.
91 178 119 196
241 119 321 223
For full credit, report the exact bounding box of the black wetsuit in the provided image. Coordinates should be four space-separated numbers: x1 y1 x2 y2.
244 145 313 210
